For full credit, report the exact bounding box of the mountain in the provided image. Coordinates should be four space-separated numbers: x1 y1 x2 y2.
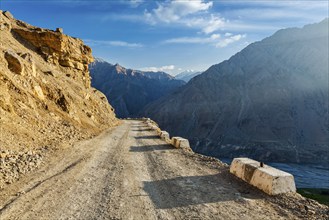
89 59 185 118
0 11 117 187
143 19 329 165
175 70 202 82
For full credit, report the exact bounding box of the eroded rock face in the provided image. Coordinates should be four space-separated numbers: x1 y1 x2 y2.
11 18 93 88
4 50 37 77
0 11 118 188
12 28 93 68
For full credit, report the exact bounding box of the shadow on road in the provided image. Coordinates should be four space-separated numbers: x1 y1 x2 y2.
143 172 265 209
130 144 175 152
131 125 146 128
135 135 159 140
131 129 153 132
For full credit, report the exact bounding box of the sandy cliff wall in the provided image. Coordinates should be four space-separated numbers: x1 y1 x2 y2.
0 11 118 187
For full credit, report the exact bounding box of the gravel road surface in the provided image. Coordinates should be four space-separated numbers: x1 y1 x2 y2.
0 120 328 219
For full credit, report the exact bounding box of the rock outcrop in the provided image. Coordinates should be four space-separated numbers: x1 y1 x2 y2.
143 19 329 165
11 21 93 87
0 11 118 188
89 59 185 118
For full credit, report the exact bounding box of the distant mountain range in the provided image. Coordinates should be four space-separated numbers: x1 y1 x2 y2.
89 59 185 118
175 70 202 82
142 19 329 165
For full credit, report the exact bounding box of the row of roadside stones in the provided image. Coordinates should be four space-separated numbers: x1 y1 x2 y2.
143 118 296 196
144 118 192 151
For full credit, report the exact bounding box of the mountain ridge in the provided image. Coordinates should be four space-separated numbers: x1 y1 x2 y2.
90 59 185 118
142 18 329 165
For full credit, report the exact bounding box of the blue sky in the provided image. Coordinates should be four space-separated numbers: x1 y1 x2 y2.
1 0 328 75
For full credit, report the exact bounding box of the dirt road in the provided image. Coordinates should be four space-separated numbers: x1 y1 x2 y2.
0 120 328 219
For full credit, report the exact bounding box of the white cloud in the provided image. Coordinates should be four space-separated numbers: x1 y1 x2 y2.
144 0 226 34
108 41 143 48
144 9 156 25
185 14 226 34
163 33 246 48
215 34 246 48
152 0 213 23
141 65 175 72
164 33 220 44
129 0 143 8
84 39 143 48
202 14 226 34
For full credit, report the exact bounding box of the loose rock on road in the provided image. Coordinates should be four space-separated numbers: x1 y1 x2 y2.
0 120 328 219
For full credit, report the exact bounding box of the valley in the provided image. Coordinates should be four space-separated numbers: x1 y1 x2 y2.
143 19 329 166
90 59 185 118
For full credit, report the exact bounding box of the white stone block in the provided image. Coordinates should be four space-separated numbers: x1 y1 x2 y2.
171 137 183 148
230 158 296 195
160 131 170 142
179 139 190 150
171 137 191 150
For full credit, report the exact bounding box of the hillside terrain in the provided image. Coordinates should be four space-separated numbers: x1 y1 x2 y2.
1 120 328 219
143 19 329 165
89 59 185 118
0 11 118 188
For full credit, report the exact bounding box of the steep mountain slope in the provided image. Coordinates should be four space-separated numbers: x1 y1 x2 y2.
143 19 329 165
89 59 185 118
175 70 202 82
0 11 118 187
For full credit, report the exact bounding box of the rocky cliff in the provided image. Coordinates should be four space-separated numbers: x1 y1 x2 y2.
0 11 118 187
143 19 329 165
90 59 185 118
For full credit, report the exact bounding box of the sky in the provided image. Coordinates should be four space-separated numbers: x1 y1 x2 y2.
1 0 328 75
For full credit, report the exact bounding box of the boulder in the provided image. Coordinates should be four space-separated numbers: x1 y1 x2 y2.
56 28 63 33
59 59 75 68
75 62 84 71
20 52 37 77
5 50 24 75
3 11 13 19
34 85 45 100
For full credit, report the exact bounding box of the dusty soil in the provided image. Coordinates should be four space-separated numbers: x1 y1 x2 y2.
0 120 328 220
